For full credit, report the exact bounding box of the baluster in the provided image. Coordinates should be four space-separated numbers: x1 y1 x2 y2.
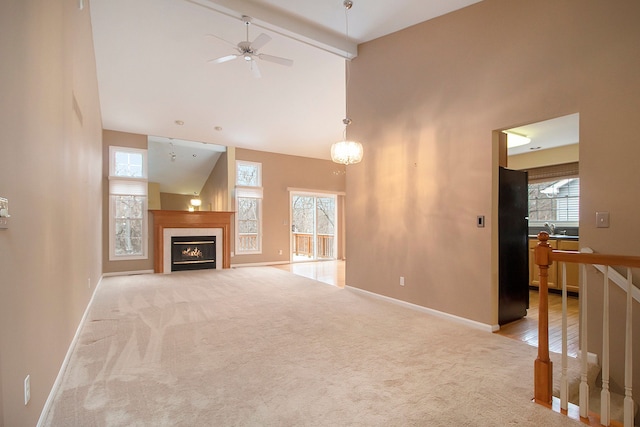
560 262 568 410
624 267 634 427
601 265 610 426
579 264 590 418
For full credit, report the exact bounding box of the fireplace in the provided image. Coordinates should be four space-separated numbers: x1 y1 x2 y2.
171 236 216 272
150 210 233 273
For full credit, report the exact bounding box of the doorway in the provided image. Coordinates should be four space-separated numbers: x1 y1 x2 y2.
290 192 337 262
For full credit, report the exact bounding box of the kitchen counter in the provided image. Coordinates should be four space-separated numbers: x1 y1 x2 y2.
528 234 579 240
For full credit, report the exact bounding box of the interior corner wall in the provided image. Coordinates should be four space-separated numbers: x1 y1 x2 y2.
233 148 346 265
0 0 103 425
346 0 640 332
102 130 154 274
200 151 230 211
159 192 192 211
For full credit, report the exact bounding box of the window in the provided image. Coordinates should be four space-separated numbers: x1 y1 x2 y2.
235 161 263 254
109 147 148 260
523 162 579 227
528 178 579 225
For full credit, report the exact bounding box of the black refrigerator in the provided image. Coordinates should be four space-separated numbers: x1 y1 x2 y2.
498 167 529 325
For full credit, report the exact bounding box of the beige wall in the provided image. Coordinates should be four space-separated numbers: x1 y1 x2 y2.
347 0 640 401
508 144 579 170
0 1 103 425
148 182 161 210
200 151 231 211
159 192 193 211
102 130 154 274
234 149 346 265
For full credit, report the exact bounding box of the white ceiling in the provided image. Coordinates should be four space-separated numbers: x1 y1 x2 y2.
506 113 579 156
91 0 579 195
148 136 226 194
90 0 483 163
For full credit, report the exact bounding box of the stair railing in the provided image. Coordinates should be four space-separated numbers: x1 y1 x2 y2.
534 231 640 426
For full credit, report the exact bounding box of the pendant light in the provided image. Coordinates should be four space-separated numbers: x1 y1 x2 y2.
331 0 363 165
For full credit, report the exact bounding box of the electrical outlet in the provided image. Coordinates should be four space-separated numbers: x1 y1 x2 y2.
400 276 405 286
278 249 283 255
24 375 30 405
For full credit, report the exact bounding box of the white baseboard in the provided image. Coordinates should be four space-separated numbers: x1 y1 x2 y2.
102 269 154 277
345 286 499 333
577 349 600 366
231 261 290 268
37 274 105 426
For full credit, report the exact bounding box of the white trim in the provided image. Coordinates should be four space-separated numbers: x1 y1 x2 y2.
287 187 346 196
37 274 105 426
231 261 290 267
102 269 154 277
577 349 600 367
345 286 499 332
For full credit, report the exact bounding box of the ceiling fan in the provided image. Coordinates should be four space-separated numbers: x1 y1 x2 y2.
207 16 293 78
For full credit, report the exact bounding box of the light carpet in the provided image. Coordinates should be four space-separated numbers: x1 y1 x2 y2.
42 267 583 426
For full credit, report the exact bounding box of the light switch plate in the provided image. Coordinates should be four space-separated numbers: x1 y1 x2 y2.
596 211 610 228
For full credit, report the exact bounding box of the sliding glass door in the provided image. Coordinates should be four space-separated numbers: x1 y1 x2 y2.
291 193 337 261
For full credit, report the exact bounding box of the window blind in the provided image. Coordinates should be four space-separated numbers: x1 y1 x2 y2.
523 162 579 183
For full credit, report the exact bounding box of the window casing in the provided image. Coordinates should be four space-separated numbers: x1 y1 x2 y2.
235 161 263 254
109 146 148 260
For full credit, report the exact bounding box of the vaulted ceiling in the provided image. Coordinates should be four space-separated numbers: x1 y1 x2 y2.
90 0 484 161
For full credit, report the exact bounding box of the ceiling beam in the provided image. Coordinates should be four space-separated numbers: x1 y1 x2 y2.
185 0 358 59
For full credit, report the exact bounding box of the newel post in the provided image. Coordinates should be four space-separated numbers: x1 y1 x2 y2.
534 231 553 404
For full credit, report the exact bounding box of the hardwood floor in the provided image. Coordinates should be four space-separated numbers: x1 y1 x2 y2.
272 261 579 356
272 259 346 288
497 289 580 357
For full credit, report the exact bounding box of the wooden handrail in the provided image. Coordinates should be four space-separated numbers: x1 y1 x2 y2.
550 249 640 268
533 231 639 425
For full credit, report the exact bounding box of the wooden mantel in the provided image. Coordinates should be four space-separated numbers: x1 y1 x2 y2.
150 210 234 272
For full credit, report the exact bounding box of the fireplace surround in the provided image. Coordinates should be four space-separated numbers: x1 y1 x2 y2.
150 210 233 273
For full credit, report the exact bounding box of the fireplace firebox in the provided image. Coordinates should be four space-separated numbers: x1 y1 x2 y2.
171 236 216 272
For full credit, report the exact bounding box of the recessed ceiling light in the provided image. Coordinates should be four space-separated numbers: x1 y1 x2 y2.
175 120 184 126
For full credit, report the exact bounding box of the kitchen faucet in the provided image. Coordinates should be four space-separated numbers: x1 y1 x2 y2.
544 222 556 235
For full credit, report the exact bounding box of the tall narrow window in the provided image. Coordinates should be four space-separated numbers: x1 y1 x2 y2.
109 146 148 260
235 161 263 254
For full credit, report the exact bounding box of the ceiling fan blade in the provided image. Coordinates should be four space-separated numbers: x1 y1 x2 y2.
205 33 237 48
249 60 262 79
208 54 239 64
258 53 293 67
251 33 271 51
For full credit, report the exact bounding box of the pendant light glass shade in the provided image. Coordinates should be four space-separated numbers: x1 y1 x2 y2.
331 140 363 165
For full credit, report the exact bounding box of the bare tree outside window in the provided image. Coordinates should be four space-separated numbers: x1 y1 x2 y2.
528 178 579 223
236 161 262 253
